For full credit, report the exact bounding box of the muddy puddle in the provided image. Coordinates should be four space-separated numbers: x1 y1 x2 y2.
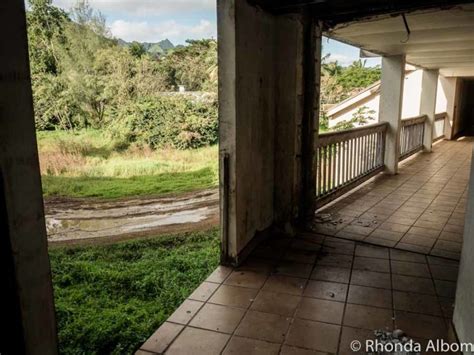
45 189 219 243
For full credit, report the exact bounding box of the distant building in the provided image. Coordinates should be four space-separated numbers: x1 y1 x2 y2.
327 65 452 130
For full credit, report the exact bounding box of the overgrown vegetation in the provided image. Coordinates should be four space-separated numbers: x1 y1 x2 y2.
28 0 218 149
50 229 220 354
38 130 218 198
321 58 381 105
321 58 381 130
332 105 377 131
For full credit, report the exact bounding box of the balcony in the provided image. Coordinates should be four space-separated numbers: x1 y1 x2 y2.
313 118 469 260
137 132 468 355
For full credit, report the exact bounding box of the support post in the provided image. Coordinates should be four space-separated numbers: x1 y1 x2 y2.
454 146 474 345
218 0 309 263
420 69 439 152
0 1 58 353
299 16 322 222
379 55 405 174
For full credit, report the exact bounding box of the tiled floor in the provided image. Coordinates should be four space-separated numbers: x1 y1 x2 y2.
137 234 459 354
137 138 469 354
312 138 473 260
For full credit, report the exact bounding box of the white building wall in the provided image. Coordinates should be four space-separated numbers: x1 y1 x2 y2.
329 96 380 128
401 70 422 118
328 69 449 128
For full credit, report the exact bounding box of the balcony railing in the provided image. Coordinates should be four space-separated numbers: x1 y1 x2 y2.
316 113 447 206
316 122 388 205
399 115 426 161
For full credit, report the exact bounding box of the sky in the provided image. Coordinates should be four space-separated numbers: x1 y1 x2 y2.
52 0 381 67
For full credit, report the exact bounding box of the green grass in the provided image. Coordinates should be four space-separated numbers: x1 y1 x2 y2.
37 129 218 199
49 229 220 354
42 168 216 199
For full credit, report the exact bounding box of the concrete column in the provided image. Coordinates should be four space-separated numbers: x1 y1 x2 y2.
0 1 58 354
454 146 474 345
218 0 310 264
438 76 457 140
379 55 405 174
420 69 439 152
299 17 322 223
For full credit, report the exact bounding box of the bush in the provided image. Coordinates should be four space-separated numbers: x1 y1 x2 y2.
110 95 218 150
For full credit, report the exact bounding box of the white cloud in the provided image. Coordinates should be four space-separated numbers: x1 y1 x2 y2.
54 0 216 16
326 53 355 66
110 19 215 43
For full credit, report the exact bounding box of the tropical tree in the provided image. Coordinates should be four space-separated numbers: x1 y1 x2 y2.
27 0 69 75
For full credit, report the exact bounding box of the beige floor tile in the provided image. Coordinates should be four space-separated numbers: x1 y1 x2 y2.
304 280 348 302
250 290 301 316
235 310 291 343
189 303 245 333
347 284 392 308
285 318 340 353
295 297 344 324
222 336 280 355
167 299 204 325
166 327 230 355
343 304 393 330
208 284 258 308
262 275 307 296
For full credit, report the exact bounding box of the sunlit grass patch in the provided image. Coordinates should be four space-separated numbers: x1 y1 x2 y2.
49 229 219 354
37 129 218 198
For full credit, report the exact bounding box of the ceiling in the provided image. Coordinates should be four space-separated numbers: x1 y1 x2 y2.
250 0 473 21
326 4 474 77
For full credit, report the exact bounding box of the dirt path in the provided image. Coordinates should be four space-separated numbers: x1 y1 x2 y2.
45 189 219 246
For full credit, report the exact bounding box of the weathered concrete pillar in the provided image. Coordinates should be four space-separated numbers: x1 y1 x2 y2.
219 0 278 264
438 76 457 140
454 146 474 345
299 17 322 223
379 55 405 174
420 69 439 152
218 0 315 264
0 1 58 354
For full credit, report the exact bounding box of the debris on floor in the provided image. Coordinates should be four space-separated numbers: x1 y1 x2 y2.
373 329 417 355
314 212 345 225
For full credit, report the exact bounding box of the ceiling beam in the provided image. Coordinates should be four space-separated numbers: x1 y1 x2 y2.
332 10 474 37
407 50 474 59
339 26 474 46
249 0 474 25
360 41 474 55
440 68 474 77
424 62 474 69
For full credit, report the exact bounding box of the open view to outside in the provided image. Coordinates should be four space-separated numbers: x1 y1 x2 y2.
28 0 385 353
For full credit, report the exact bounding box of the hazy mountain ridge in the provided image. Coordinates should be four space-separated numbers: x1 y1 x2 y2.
118 38 175 55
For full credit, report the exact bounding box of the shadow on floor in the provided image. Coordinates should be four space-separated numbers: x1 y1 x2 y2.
138 232 459 354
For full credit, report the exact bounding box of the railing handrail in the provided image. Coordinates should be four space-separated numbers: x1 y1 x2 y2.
401 114 427 127
435 112 447 121
318 122 388 146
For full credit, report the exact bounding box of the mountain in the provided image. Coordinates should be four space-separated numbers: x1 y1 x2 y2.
118 39 175 56
157 39 174 51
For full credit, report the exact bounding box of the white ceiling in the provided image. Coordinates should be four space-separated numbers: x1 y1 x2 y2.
327 4 474 77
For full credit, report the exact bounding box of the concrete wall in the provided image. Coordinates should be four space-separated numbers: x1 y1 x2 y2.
455 80 474 137
438 76 458 139
452 79 466 139
0 1 58 353
273 16 305 226
454 147 474 348
218 0 312 262
234 0 276 257
218 0 275 262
